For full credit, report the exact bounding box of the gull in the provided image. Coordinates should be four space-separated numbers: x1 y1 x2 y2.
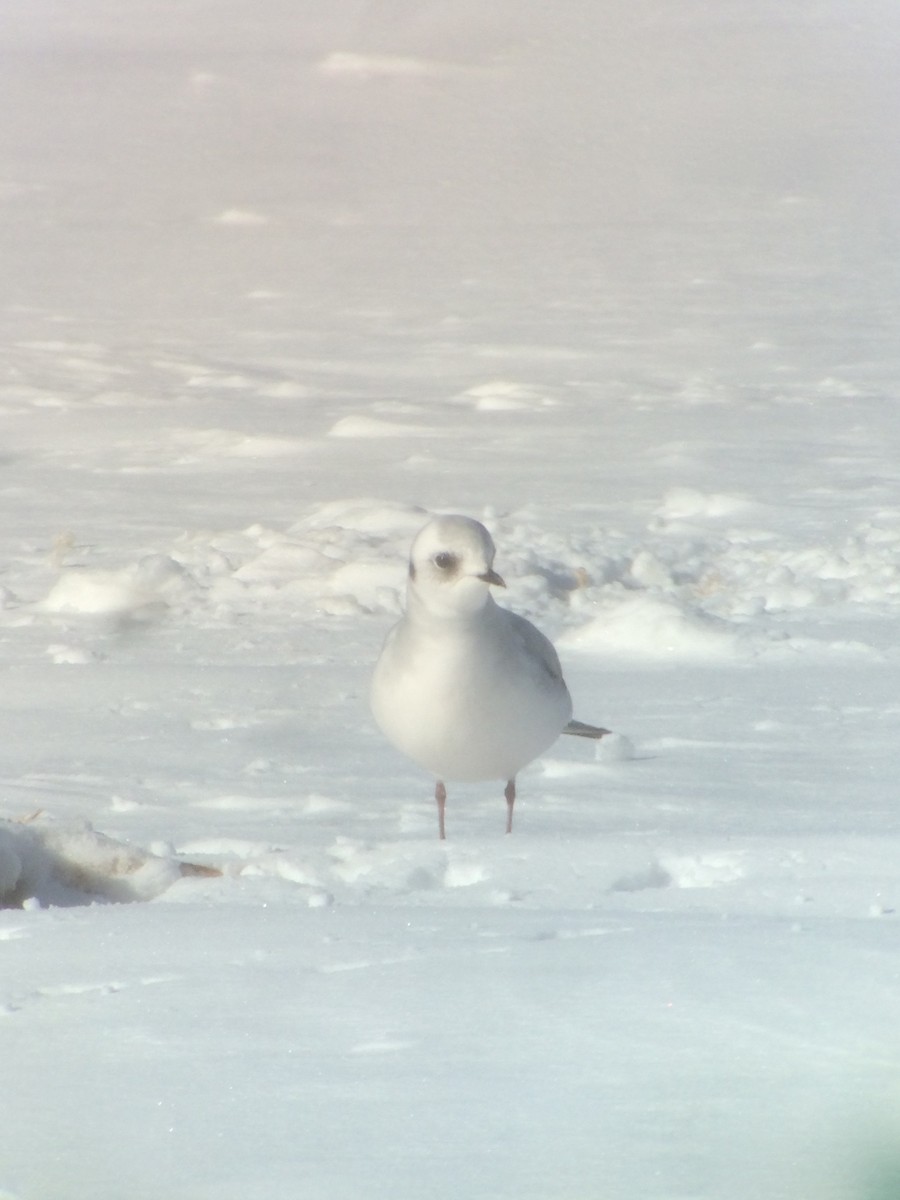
371 514 608 838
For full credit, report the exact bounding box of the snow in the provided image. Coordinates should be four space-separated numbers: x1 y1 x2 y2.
2 1 900 1197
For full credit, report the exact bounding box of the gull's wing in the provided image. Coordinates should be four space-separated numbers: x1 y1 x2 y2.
503 611 609 736
505 610 566 683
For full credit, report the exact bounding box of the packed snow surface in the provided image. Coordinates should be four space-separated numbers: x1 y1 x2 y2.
2 2 900 1198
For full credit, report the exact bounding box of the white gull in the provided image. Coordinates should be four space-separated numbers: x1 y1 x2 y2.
371 515 608 838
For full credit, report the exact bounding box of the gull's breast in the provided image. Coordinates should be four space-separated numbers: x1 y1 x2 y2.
371 616 572 781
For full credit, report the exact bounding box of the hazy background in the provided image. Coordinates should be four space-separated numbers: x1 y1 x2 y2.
3 7 900 1199
3 0 900 323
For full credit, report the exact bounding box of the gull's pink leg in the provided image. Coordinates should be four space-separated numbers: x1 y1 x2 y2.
504 778 516 834
435 780 447 840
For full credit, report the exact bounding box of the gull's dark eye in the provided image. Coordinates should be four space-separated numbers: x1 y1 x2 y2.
433 551 456 571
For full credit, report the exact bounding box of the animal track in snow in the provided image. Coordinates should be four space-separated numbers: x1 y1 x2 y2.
2 972 180 1019
609 862 674 893
610 852 745 893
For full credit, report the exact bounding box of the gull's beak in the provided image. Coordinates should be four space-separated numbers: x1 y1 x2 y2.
478 568 506 588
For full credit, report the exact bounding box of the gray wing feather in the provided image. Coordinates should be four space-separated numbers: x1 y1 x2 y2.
506 610 565 683
500 611 609 735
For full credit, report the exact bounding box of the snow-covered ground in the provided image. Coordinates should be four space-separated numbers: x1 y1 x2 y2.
2 3 900 1197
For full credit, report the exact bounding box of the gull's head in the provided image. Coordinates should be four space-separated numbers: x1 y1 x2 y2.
407 515 505 618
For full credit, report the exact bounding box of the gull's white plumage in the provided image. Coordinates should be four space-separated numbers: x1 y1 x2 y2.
371 515 607 838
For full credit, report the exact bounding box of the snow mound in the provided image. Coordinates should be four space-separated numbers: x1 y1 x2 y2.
0 818 219 908
654 486 761 522
292 499 429 537
454 380 558 411
319 51 469 81
211 208 268 226
172 428 308 460
561 592 746 663
39 555 198 619
327 415 431 438
27 497 900 663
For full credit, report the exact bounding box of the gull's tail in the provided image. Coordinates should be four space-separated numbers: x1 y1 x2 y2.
563 719 610 739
